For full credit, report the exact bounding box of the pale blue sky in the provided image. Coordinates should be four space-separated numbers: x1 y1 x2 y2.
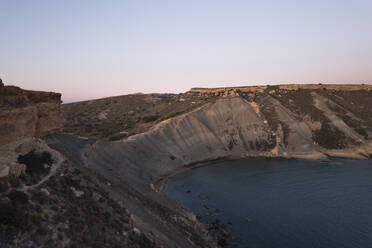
1 0 371 102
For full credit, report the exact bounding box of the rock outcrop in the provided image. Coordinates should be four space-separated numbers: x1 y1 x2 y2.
0 83 63 178
0 84 63 147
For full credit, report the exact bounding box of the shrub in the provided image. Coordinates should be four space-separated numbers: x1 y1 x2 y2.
8 190 29 206
264 85 279 94
0 202 28 227
0 191 29 227
108 133 129 141
142 115 160 123
157 110 185 122
18 151 52 176
130 232 155 248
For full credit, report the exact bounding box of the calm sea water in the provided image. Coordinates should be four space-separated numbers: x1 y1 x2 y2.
163 158 372 248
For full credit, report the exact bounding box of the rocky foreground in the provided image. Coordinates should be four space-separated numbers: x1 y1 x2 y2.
1 82 372 247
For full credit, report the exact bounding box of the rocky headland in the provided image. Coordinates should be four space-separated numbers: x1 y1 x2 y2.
1 81 372 247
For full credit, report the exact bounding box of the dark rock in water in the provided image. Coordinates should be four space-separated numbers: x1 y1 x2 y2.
217 237 227 247
245 218 252 222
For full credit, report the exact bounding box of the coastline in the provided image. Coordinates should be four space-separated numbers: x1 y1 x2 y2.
154 147 372 191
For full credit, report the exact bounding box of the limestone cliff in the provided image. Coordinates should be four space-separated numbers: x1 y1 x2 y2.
0 83 63 147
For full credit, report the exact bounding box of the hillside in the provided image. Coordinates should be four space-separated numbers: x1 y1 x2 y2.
63 84 372 153
63 92 218 140
0 83 221 248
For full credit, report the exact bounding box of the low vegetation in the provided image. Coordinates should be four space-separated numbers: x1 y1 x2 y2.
18 151 52 176
0 190 29 227
142 114 160 123
63 92 214 140
156 110 185 122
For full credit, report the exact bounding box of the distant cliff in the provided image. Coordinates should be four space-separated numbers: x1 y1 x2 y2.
0 82 63 147
189 84 372 94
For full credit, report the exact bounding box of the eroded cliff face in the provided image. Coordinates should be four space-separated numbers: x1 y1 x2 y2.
0 84 63 147
49 86 372 190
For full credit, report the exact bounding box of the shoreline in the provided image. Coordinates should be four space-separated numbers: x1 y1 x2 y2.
154 149 372 191
154 153 316 191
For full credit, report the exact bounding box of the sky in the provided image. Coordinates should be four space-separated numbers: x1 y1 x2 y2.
1 0 371 103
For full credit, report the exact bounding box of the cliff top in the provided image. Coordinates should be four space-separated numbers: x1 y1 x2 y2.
0 82 63 147
189 84 372 93
0 84 61 108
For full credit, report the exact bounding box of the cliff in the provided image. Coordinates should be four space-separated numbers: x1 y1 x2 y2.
0 83 63 147
55 85 372 187
189 84 372 93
